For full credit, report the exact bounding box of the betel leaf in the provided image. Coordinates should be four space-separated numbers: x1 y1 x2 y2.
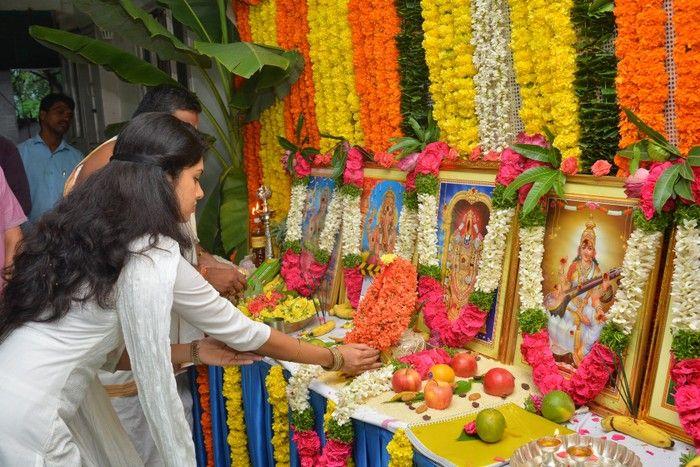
679 161 695 181
510 143 553 164
522 173 558 215
623 107 680 156
675 178 695 202
653 164 681 213
503 166 556 198
688 147 700 166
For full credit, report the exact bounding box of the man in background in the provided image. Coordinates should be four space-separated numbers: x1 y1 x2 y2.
17 93 82 223
0 135 31 217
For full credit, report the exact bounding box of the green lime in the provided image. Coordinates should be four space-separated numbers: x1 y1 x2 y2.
541 390 575 423
475 408 506 443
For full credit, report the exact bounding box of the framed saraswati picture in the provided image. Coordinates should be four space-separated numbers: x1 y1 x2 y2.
509 177 663 414
437 169 519 360
638 233 692 443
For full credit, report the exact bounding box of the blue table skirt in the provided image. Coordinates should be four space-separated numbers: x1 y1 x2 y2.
192 362 436 466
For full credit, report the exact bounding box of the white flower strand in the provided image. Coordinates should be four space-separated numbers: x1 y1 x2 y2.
318 189 343 254
417 193 440 267
286 364 322 413
474 208 515 292
670 219 700 332
517 226 546 311
606 228 662 335
332 366 393 426
341 192 362 258
470 0 515 152
284 183 307 244
396 207 418 259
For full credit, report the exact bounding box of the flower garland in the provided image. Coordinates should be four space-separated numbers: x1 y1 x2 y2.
196 365 214 466
287 365 322 466
340 147 364 308
673 0 700 154
470 0 515 154
306 0 364 151
243 121 263 229
266 365 290 465
223 366 250 466
387 429 414 467
276 0 320 148
347 0 403 152
614 0 668 176
421 0 479 155
394 194 418 260
395 0 431 135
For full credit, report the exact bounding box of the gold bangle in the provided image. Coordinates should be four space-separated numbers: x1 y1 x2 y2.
322 347 343 372
190 340 202 366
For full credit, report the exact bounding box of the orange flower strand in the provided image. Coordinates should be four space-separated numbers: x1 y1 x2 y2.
243 121 262 229
673 0 700 153
196 365 215 467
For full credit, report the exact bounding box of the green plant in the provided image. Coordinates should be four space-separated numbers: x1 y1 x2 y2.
29 0 303 257
387 111 440 158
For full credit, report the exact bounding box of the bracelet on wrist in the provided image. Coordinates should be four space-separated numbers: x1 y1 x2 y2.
190 340 202 366
322 347 344 372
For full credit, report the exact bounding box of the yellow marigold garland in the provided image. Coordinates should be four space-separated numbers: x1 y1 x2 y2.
421 0 478 155
223 366 250 466
508 0 581 160
249 0 290 218
265 365 290 465
307 0 364 151
387 429 413 467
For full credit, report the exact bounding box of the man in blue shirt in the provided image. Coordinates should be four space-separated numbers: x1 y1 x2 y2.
18 93 83 223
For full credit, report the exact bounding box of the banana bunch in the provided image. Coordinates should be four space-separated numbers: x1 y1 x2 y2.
309 321 336 337
601 416 674 448
330 302 355 319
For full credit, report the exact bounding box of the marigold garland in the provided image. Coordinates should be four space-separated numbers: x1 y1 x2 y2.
347 0 403 152
421 0 478 155
196 365 215 467
243 121 263 228
265 365 290 465
614 0 669 176
387 429 413 467
673 0 700 154
223 366 250 466
307 0 364 151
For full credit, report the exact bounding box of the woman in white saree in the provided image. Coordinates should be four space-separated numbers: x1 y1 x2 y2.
0 113 380 466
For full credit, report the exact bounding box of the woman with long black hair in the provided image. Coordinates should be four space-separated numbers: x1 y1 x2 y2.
0 113 380 466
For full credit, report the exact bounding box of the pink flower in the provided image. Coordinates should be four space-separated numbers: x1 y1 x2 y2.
416 141 449 175
318 439 353 467
560 157 579 176
292 429 321 466
469 146 483 162
691 166 700 204
343 267 362 308
463 421 477 435
294 152 312 177
516 132 549 147
518 183 533 204
405 170 417 191
484 150 501 162
530 394 543 412
343 147 364 186
673 381 700 449
640 162 675 220
314 152 332 167
591 160 612 177
501 147 526 166
671 358 700 387
281 150 291 168
374 151 395 168
586 202 600 211
496 163 523 186
399 347 452 379
446 146 460 161
397 152 420 172
623 168 650 198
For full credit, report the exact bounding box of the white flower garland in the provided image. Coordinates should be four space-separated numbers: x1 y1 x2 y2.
318 189 343 255
669 219 700 332
331 366 394 426
341 192 362 259
286 364 322 413
416 192 440 267
516 226 546 311
470 0 515 152
285 183 307 244
395 207 418 260
606 228 663 335
474 208 516 293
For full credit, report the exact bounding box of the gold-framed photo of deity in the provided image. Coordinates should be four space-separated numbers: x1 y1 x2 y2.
638 232 693 443
507 176 663 415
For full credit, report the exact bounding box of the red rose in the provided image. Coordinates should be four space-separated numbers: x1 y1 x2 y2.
640 162 675 219
469 146 483 162
374 151 395 168
560 157 579 176
672 358 700 386
591 160 612 177
416 141 448 174
318 439 353 467
343 147 364 186
294 152 312 177
405 170 417 191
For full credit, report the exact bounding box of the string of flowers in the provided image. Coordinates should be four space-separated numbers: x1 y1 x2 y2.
421 0 479 155
387 429 414 467
276 0 320 148
613 0 668 176
306 0 364 151
287 365 323 466
265 365 290 465
395 192 418 260
243 121 263 228
470 0 516 155
223 366 250 466
347 0 403 153
196 365 215 466
341 146 365 308
672 0 700 154
395 0 431 135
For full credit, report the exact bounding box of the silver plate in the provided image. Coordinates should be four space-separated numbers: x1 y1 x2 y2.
263 316 315 334
510 434 642 466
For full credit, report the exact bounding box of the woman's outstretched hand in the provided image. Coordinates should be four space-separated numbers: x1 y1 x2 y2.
197 337 262 366
337 343 382 375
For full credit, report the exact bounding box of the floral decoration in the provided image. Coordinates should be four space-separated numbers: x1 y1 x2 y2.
266 365 290 465
223 366 250 466
196 366 215 466
673 0 700 154
399 347 451 379
387 429 414 467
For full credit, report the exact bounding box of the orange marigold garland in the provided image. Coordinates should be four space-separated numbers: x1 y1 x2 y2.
347 0 403 152
345 257 417 351
196 365 215 467
673 0 700 154
243 121 263 228
614 0 669 176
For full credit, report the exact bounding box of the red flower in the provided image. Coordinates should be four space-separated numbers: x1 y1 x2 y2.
294 152 312 177
314 152 332 167
591 160 612 177
673 383 700 449
416 141 449 175
343 147 364 186
640 162 675 219
469 146 483 162
463 421 477 435
516 132 549 147
318 439 353 467
484 150 501 162
672 358 700 387
374 151 396 168
292 428 321 467
560 157 579 176
343 266 363 308
399 348 452 379
405 170 417 191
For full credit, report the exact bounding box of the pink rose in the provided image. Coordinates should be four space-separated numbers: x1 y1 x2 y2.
294 152 312 177
416 141 448 174
672 358 700 386
405 170 417 191
374 151 395 168
691 166 700 204
292 429 321 466
343 267 362 308
318 439 353 467
673 384 700 448
314 152 332 167
516 132 549 147
591 160 612 177
463 421 477 435
484 150 501 162
623 168 650 198
469 146 483 162
399 347 451 379
343 147 364 186
447 146 460 161
640 162 675 219
560 157 579 176
397 152 420 172
496 163 523 186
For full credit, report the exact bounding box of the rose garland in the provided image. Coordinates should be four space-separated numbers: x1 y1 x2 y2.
387 429 414 467
421 0 478 155
470 0 515 155
265 365 291 465
223 366 250 466
195 365 215 466
287 365 323 466
613 0 669 176
340 147 365 308
347 0 403 152
673 0 700 154
306 0 364 151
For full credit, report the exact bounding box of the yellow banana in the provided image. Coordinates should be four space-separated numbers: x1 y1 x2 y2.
601 416 674 448
310 321 336 337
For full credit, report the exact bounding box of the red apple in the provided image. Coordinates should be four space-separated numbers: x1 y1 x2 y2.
482 368 515 397
392 368 422 393
450 352 478 378
424 379 453 410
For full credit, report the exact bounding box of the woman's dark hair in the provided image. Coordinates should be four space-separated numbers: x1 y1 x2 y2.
133 84 201 117
0 112 208 341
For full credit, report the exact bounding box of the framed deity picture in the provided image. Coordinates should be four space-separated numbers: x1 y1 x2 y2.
301 172 343 307
436 169 519 360
638 233 692 443
508 176 663 414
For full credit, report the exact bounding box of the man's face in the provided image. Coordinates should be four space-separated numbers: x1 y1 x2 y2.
40 101 73 136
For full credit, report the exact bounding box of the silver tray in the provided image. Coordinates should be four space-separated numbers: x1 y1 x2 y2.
263 316 315 334
510 434 642 466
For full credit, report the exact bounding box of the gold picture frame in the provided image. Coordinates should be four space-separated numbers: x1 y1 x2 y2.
506 175 663 415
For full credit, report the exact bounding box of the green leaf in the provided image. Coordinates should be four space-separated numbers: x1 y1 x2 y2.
197 182 221 253
407 117 425 140
679 161 695 181
511 143 553 164
588 0 614 15
454 380 473 395
158 0 222 42
220 167 249 256
295 114 305 143
542 126 556 146
675 178 695 202
630 145 641 175
688 147 700 166
194 41 289 78
522 175 556 215
617 140 650 160
653 164 680 213
29 26 177 86
457 431 480 442
623 107 680 156
553 171 566 198
388 138 421 155
277 136 298 152
504 166 556 198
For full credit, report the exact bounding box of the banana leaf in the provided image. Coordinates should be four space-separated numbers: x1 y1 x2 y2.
220 166 249 257
194 41 290 78
158 0 222 43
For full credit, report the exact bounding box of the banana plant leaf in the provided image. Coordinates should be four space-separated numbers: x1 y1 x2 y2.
219 166 249 257
194 41 290 78
158 0 223 43
29 26 177 86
